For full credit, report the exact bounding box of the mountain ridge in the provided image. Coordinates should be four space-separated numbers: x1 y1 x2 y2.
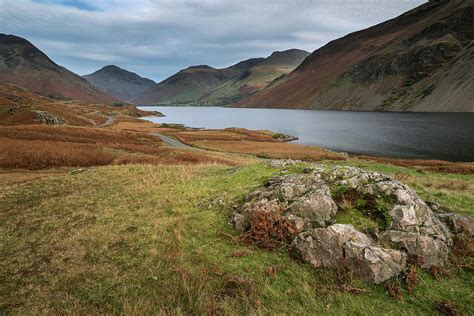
132 49 310 106
0 34 117 104
234 1 474 112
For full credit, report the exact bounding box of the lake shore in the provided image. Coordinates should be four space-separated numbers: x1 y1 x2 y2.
139 106 474 162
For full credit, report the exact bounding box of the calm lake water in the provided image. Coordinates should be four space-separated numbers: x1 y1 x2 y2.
139 106 474 162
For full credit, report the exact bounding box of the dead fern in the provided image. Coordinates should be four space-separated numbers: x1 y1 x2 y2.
450 235 474 271
385 281 404 300
405 265 417 293
239 209 297 249
435 302 466 316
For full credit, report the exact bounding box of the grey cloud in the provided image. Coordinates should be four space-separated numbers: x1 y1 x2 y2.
0 0 426 81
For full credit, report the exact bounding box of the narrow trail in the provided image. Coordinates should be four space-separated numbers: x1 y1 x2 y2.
98 116 114 127
151 131 193 149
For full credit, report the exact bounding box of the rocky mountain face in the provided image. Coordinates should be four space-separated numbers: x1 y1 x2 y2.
132 49 310 106
0 34 117 104
84 65 156 102
235 1 474 112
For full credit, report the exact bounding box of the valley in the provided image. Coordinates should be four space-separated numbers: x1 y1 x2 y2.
1 0 473 314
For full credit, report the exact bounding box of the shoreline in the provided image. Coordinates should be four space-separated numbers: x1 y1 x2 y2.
137 113 474 164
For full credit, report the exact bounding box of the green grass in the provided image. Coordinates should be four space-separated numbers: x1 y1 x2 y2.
335 207 379 232
1 162 473 314
324 159 474 217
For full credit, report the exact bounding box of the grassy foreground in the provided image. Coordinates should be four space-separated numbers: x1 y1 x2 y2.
1 160 473 314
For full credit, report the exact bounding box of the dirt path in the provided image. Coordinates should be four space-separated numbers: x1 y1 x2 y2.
98 116 114 127
151 131 193 149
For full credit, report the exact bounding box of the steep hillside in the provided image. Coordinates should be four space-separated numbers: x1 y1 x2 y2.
201 49 310 105
0 34 117 104
84 65 156 102
0 83 146 126
131 65 233 105
132 49 309 106
235 1 474 112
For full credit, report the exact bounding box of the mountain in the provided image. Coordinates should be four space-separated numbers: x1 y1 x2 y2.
131 65 233 105
200 49 310 105
0 34 116 104
132 49 310 106
235 1 474 112
84 65 156 102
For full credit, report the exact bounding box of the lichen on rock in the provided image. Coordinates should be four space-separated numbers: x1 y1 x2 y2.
292 224 406 284
229 161 472 283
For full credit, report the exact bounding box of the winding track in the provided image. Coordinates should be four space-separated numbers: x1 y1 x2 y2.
98 116 114 127
98 116 194 149
151 131 193 149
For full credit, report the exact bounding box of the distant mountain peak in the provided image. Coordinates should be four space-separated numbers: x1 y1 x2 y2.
0 33 31 45
0 34 116 103
270 48 310 56
132 47 310 106
84 65 156 102
263 49 311 67
100 64 122 71
186 65 214 70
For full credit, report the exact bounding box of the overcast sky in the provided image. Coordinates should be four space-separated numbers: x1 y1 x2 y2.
1 0 426 82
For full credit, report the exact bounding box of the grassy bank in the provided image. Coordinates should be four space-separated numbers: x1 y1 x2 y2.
1 161 472 314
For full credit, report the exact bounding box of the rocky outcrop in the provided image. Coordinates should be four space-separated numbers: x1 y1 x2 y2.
310 165 453 268
293 224 406 284
230 161 472 283
34 111 66 125
234 173 337 234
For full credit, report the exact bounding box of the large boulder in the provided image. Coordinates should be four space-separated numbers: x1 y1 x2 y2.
231 174 337 234
309 165 453 268
34 111 66 125
292 224 406 284
230 164 470 283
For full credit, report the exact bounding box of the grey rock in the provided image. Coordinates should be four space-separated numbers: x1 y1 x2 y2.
292 224 406 283
231 174 337 232
436 213 474 236
383 230 450 267
267 159 302 169
231 164 465 282
285 185 337 227
309 165 452 267
34 111 66 125
283 214 306 234
229 213 249 232
344 242 407 284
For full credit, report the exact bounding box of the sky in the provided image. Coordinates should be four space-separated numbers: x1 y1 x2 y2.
0 0 426 82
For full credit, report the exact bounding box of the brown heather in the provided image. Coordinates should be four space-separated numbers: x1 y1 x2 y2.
357 156 474 175
0 137 114 169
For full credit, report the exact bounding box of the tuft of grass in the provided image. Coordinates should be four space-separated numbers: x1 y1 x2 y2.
331 184 392 231
335 207 379 232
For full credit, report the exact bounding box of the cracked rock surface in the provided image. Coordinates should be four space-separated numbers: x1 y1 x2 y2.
230 161 473 283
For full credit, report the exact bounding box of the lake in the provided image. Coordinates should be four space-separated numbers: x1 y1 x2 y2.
139 106 474 162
